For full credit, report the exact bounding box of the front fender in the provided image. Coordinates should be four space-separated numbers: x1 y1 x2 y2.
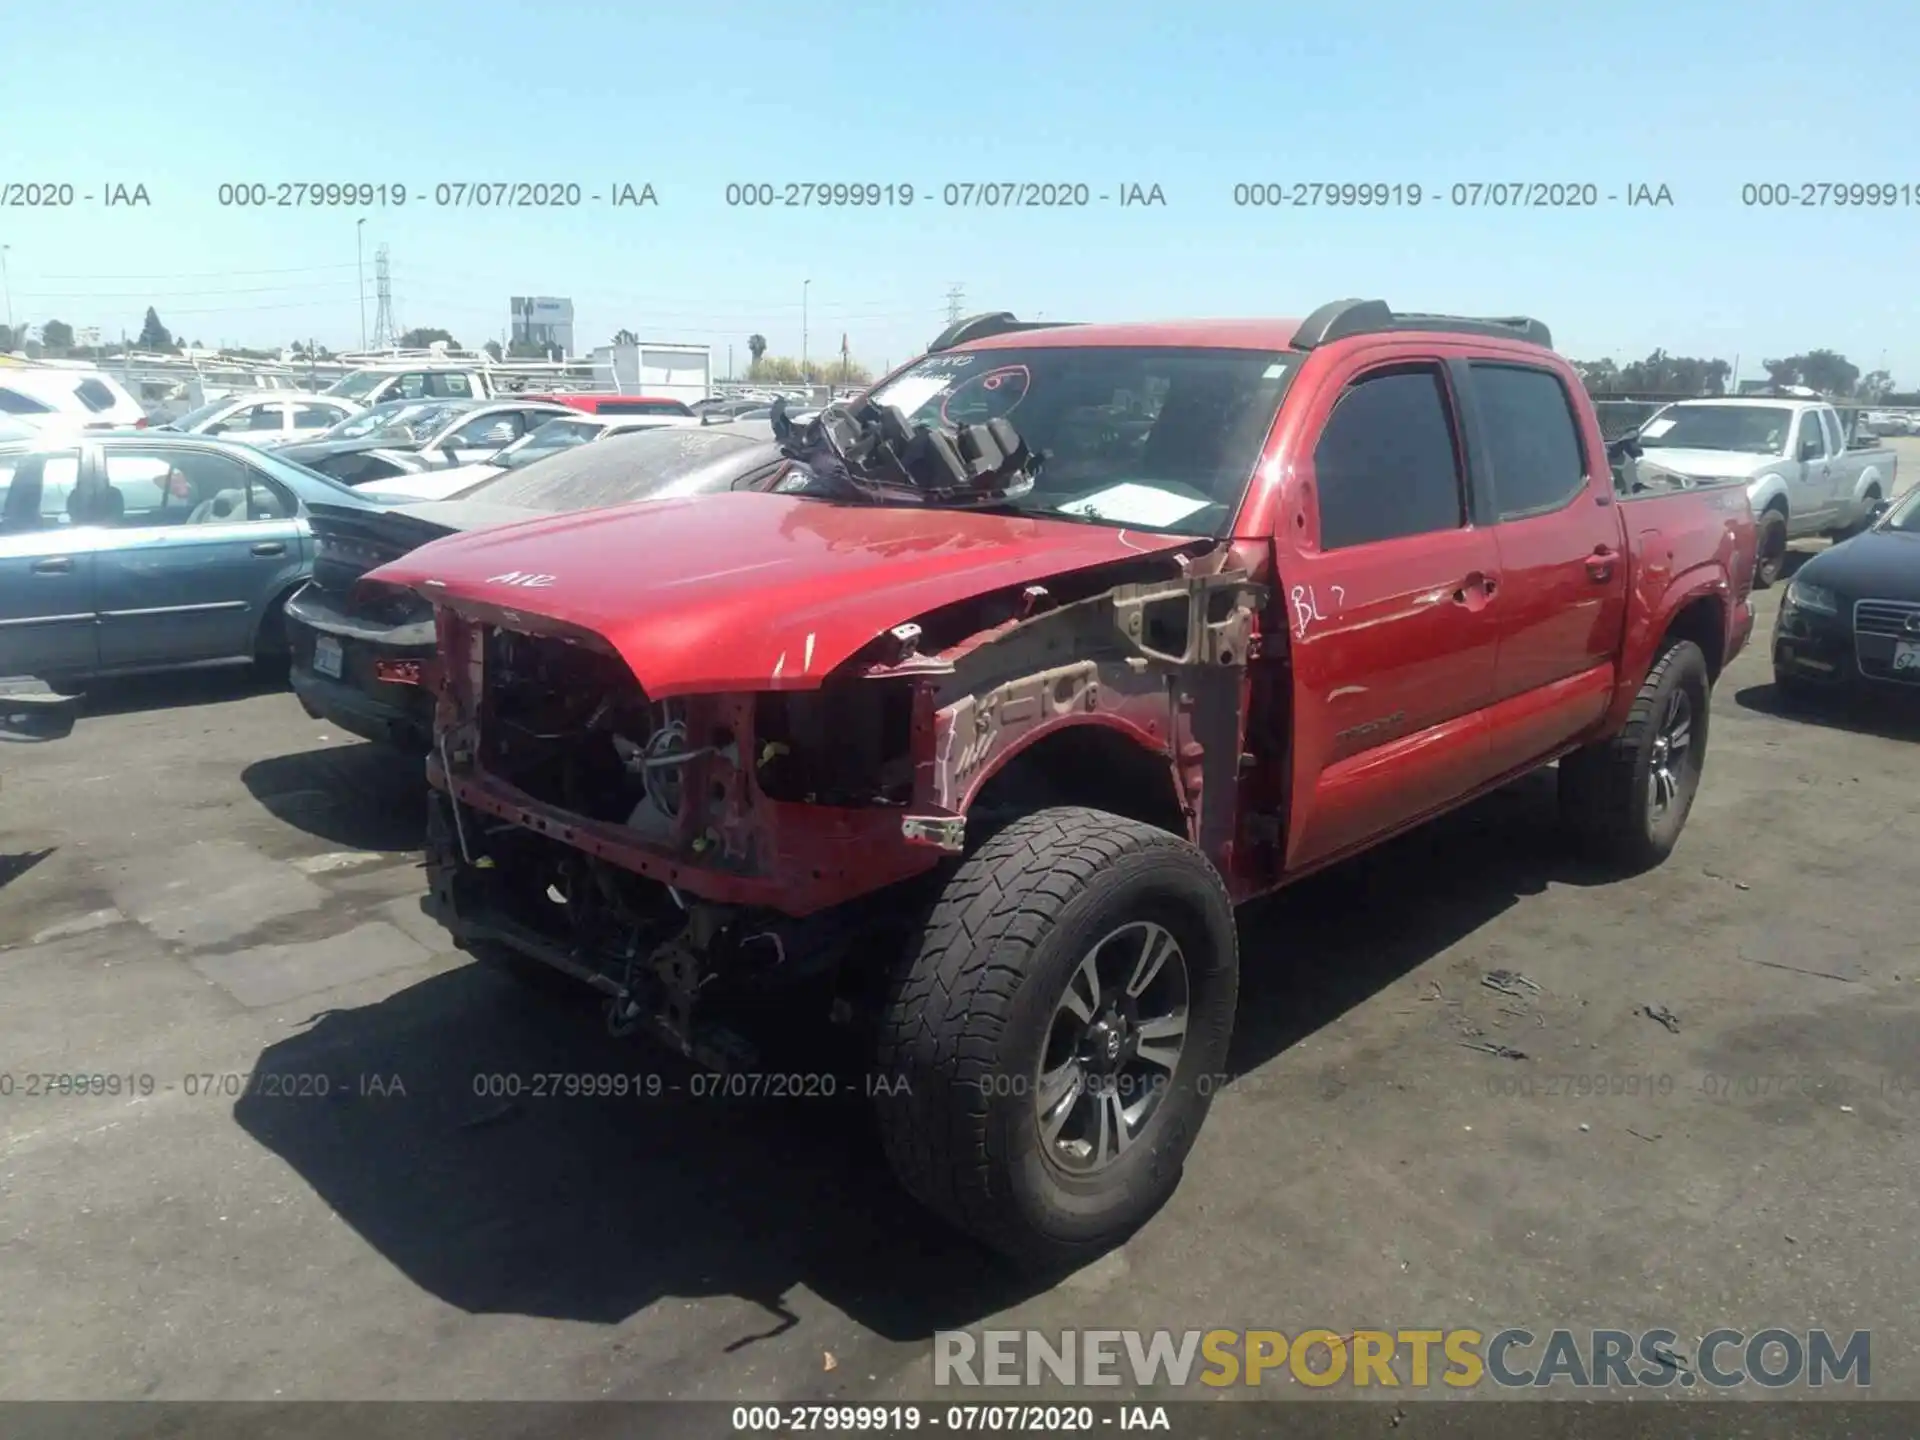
1747 473 1789 514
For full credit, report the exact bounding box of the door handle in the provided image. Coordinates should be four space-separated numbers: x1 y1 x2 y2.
1451 572 1498 608
251 541 286 557
30 557 74 575
1586 546 1618 582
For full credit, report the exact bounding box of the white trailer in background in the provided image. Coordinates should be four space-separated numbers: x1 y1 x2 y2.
592 341 712 406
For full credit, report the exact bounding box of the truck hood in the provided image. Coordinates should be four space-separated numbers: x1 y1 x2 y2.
365 490 1200 697
1635 447 1775 480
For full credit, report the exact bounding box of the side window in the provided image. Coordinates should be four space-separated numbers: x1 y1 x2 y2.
450 411 522 446
1820 408 1843 454
1469 363 1589 520
245 469 298 520
1796 411 1828 461
244 402 287 432
1312 368 1465 550
427 372 474 398
102 448 255 527
74 378 119 413
391 373 429 401
0 386 53 415
292 403 343 428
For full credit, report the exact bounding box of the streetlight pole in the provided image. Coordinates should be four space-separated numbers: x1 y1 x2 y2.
356 219 367 352
802 278 811 382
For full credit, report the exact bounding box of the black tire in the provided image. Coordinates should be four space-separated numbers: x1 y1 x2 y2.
1752 508 1789 589
252 589 297 679
874 807 1238 1267
1559 639 1710 871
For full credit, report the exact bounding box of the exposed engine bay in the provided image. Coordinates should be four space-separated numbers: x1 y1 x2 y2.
425 538 1266 1071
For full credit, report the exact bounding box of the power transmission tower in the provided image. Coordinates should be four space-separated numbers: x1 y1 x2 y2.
370 245 396 349
946 284 965 323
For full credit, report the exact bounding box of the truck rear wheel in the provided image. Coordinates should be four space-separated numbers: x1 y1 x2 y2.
874 807 1237 1267
1558 639 1710 871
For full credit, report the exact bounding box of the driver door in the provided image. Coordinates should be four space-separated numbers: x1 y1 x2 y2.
1789 410 1833 530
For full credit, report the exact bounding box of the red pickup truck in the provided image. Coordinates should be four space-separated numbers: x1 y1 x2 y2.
367 302 1756 1267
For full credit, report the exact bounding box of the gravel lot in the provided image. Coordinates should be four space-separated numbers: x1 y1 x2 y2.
1 483 1916 1407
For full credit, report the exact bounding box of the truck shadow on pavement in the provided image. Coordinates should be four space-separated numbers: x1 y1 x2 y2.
240 743 430 853
1733 682 1920 743
233 768 1612 1342
61 664 291 718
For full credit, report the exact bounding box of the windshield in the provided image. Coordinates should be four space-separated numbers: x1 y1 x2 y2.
1879 487 1920 534
321 400 426 441
165 399 238 431
1640 405 1792 455
496 416 604 469
858 345 1298 534
325 370 389 400
460 427 771 512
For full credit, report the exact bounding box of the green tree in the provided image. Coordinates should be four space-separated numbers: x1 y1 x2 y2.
137 307 173 351
41 318 75 353
399 327 457 349
748 333 768 367
1857 370 1895 401
612 328 638 346
483 339 503 361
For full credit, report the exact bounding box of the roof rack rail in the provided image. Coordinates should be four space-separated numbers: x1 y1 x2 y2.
926 311 1079 354
1290 299 1552 352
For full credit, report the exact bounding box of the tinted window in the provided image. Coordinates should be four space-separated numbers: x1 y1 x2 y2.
0 387 52 415
598 398 693 416
1312 368 1464 549
1470 364 1588 519
242 402 286 432
390 373 429 400
74 378 119 412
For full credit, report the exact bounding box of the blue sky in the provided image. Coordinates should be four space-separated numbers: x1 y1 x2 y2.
4 0 1916 382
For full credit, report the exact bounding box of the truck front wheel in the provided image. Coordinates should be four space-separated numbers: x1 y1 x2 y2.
874 807 1238 1267
1558 638 1710 871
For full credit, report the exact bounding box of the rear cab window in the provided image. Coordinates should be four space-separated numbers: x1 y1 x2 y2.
74 378 119 413
1468 363 1589 520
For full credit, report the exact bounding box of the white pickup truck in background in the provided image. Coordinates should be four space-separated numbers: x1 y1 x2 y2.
1637 396 1897 587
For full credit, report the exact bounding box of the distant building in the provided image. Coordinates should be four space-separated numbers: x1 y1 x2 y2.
510 296 575 357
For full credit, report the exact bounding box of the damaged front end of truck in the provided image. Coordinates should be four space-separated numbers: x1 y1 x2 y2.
375 398 1267 1070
